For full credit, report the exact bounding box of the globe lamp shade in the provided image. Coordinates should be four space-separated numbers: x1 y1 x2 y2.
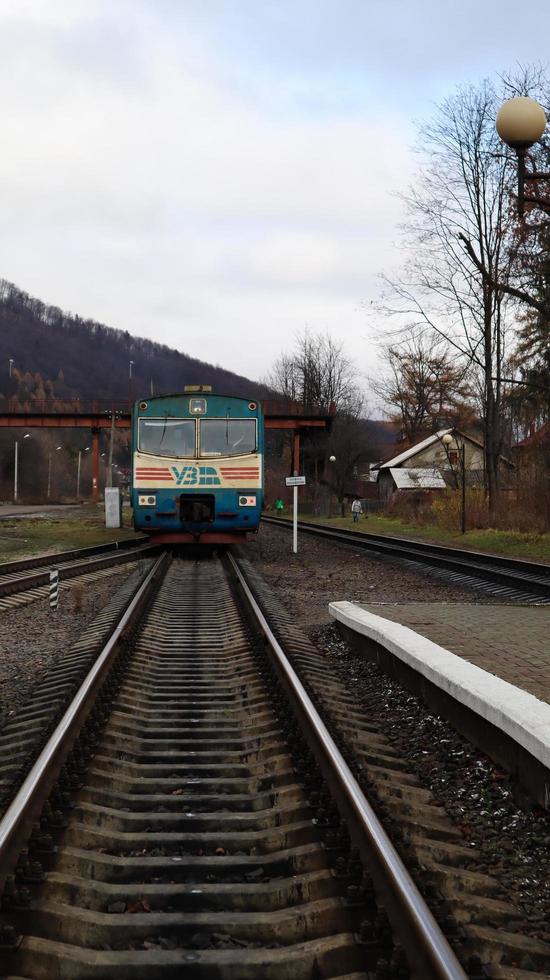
496 96 546 149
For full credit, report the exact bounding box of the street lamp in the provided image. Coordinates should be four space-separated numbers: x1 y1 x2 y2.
327 455 336 518
76 447 90 500
13 433 31 503
496 96 549 217
8 358 13 378
441 433 466 534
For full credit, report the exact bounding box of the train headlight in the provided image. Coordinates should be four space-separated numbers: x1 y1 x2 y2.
189 397 207 414
239 495 256 507
138 494 156 506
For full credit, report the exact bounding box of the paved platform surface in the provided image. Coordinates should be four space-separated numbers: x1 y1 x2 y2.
359 602 550 704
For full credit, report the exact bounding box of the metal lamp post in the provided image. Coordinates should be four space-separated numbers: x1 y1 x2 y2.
496 96 549 216
13 442 18 503
76 447 90 499
327 456 336 518
13 434 31 503
441 433 466 534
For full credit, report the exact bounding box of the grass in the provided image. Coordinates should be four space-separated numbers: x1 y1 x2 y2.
267 512 550 563
0 510 144 562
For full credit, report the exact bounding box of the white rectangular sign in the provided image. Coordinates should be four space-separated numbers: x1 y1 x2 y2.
285 476 306 486
105 487 121 529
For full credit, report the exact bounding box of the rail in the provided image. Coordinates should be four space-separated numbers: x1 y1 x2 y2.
229 552 467 980
0 551 169 895
263 515 550 598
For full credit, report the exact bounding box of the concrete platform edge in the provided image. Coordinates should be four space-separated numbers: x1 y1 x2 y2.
329 601 550 808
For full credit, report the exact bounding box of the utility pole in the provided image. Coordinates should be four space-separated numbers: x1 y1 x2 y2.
129 360 134 409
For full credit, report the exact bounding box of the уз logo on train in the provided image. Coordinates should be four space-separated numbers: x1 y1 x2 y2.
135 465 220 485
171 465 220 486
135 464 259 486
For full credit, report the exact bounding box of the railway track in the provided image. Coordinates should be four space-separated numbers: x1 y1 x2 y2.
262 516 550 602
1 553 548 977
0 557 156 811
0 552 469 980
0 540 157 605
0 537 147 579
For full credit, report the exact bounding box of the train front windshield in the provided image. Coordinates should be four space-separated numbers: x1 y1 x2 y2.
138 417 257 458
139 419 195 457
200 419 256 456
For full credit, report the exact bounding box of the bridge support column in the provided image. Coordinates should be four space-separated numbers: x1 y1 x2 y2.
292 431 300 476
91 429 100 503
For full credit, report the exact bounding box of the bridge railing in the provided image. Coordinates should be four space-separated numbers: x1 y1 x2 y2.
0 398 131 416
0 396 335 420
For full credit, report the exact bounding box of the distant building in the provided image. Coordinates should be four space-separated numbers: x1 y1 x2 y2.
372 428 513 503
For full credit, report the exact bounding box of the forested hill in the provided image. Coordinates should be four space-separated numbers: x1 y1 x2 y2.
0 279 268 405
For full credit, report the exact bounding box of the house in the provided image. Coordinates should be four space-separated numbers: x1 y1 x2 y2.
373 428 512 503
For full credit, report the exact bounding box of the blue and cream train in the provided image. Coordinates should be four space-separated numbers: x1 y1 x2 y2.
131 386 264 544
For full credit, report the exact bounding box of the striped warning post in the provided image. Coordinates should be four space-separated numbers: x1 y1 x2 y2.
49 569 59 610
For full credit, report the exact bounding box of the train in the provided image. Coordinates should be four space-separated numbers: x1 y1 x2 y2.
131 386 264 544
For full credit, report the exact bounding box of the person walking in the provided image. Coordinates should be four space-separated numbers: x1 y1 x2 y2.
275 497 284 514
351 497 362 523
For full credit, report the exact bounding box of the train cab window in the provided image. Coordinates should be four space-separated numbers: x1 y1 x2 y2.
200 419 257 457
139 418 196 457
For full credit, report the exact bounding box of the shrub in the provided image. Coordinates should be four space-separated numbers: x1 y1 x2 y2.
431 488 488 531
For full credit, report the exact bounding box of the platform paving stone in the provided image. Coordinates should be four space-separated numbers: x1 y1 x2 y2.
357 603 550 704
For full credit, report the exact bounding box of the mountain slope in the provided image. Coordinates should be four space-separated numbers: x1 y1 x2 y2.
0 279 268 403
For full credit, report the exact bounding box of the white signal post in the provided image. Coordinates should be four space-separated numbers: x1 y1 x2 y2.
285 475 306 554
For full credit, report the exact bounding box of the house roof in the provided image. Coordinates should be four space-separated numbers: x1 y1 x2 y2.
516 422 550 449
378 427 514 470
389 467 447 490
378 429 453 469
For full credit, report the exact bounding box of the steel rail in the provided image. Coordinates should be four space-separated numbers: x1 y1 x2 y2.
0 543 159 600
0 535 149 578
228 552 467 980
263 515 550 597
0 551 169 896
263 514 550 576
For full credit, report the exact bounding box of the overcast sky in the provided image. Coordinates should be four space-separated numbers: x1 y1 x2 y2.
0 0 549 389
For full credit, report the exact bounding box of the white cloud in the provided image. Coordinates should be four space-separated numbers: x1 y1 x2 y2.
1 0 546 388
0 0 415 387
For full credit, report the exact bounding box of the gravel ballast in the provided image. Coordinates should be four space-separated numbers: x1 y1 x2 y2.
246 522 494 627
0 563 143 729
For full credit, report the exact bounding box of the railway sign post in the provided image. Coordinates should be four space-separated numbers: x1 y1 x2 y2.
285 475 306 554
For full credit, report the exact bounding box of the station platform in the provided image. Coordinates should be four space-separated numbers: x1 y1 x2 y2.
329 601 550 808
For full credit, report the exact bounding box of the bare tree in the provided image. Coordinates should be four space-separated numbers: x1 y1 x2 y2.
373 329 473 442
265 330 369 513
380 80 515 513
265 330 361 414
